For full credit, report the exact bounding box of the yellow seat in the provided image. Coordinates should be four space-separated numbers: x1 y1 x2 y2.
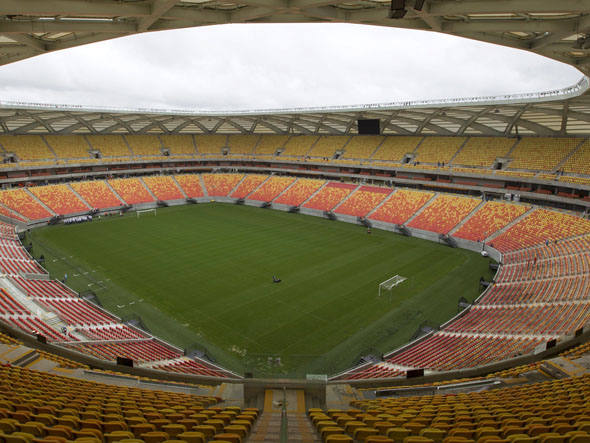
176 431 206 443
140 431 169 443
212 433 241 443
421 428 446 443
192 425 216 440
388 427 413 442
321 426 346 440
355 427 380 440
223 425 247 438
104 431 135 443
325 435 353 443
366 437 395 443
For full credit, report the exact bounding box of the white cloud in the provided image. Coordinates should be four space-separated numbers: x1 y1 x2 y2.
0 23 582 111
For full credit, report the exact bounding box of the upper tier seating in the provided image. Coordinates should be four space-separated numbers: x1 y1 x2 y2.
340 136 384 160
408 194 481 234
368 189 434 225
195 135 227 155
0 364 259 441
254 135 290 156
491 209 590 252
125 135 163 157
452 137 515 167
371 136 422 164
414 136 466 164
227 135 259 155
330 373 590 443
281 135 319 158
29 184 89 216
334 186 391 217
45 135 92 160
142 176 184 201
70 181 123 209
174 174 205 198
0 135 55 161
303 182 356 211
202 173 243 196
229 174 268 199
159 134 197 156
561 139 590 175
108 178 155 205
247 176 295 202
86 135 132 159
273 178 325 206
453 201 530 241
0 189 53 220
307 135 349 159
508 137 582 171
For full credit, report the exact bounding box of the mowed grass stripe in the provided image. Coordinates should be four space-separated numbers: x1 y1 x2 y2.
30 203 492 377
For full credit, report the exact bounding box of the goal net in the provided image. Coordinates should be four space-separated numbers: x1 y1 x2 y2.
379 274 407 297
136 208 156 218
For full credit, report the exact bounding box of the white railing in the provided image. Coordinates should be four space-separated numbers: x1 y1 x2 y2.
0 76 588 117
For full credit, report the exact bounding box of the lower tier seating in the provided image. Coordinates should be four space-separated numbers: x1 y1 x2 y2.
229 174 268 199
142 176 184 201
369 189 434 225
334 186 391 217
247 175 295 202
66 339 181 363
386 333 544 371
303 182 357 211
0 189 53 220
29 185 89 216
108 178 155 205
273 178 325 206
408 195 481 235
174 174 204 198
453 202 530 242
491 210 590 252
201 173 243 196
70 181 123 209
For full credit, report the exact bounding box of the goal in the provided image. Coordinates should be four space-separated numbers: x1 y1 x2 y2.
378 274 407 297
136 208 157 218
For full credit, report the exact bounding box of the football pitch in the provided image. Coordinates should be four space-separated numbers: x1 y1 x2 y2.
28 203 492 377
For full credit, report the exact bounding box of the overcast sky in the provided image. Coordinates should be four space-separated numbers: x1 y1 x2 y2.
0 23 583 112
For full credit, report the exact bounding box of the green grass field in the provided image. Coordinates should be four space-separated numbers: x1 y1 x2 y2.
28 203 492 377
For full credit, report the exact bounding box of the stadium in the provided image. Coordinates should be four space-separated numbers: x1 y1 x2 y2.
0 1 590 442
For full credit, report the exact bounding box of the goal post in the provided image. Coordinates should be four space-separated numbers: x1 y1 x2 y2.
379 274 407 297
136 208 157 218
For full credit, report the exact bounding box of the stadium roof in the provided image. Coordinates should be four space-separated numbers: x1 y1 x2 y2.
3 80 590 136
1 0 590 75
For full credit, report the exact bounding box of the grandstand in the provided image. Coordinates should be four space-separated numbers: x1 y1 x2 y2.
1 2 590 439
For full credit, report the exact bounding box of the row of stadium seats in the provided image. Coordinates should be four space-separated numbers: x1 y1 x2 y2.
310 373 590 442
2 135 590 179
0 363 259 443
1 176 587 256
